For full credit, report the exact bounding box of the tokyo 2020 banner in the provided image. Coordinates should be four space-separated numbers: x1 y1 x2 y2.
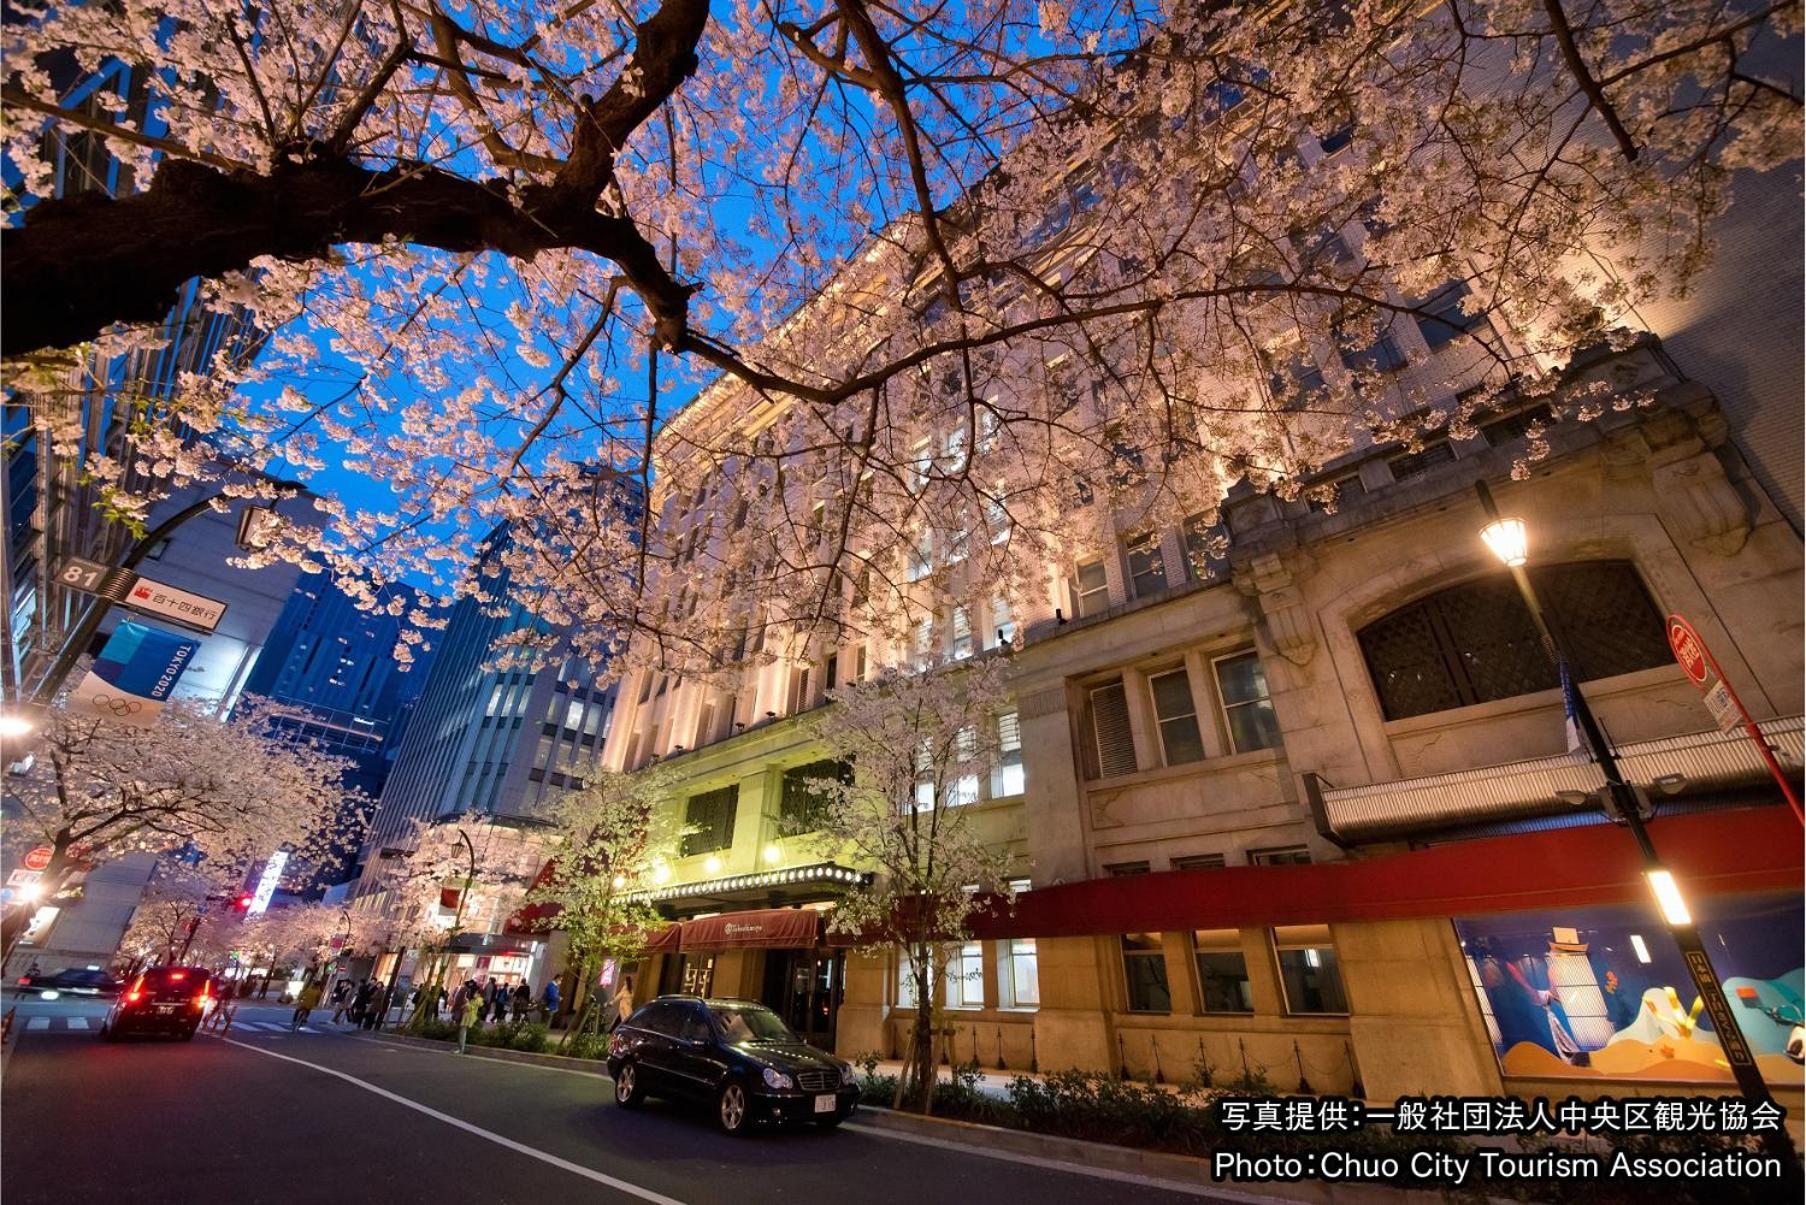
65 619 200 727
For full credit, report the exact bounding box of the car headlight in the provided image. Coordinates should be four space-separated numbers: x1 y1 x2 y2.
761 1067 794 1090
840 1062 857 1085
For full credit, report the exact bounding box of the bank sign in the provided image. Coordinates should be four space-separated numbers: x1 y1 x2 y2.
65 620 200 727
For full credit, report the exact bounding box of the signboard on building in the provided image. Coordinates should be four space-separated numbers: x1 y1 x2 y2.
248 849 291 914
65 621 201 728
122 576 228 633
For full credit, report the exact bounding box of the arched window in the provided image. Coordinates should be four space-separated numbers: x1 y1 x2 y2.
1357 561 1671 721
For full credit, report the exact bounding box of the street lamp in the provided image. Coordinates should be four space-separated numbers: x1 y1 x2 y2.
1473 480 1780 1123
0 712 33 739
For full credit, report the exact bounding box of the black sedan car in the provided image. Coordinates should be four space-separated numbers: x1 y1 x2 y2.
13 967 120 999
607 996 859 1135
101 966 215 1041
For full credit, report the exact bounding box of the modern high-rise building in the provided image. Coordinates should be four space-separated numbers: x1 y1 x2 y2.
239 572 443 891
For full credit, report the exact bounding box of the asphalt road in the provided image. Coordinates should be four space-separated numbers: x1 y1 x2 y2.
2 996 1226 1205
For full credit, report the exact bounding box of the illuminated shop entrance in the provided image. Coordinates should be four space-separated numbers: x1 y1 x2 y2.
761 947 845 1049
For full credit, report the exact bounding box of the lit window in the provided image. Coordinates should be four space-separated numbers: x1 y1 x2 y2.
907 534 932 582
1148 668 1205 765
992 711 1025 796
949 726 979 806
947 941 984 1008
1125 531 1165 599
951 607 973 661
988 597 1016 648
1273 925 1348 1014
1004 939 1040 1008
1072 558 1109 618
1213 652 1280 754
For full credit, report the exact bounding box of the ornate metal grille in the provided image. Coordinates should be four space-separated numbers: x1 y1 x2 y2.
1358 561 1669 721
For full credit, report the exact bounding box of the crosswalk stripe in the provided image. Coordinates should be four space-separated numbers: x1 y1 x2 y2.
66 1017 89 1030
26 1017 48 1031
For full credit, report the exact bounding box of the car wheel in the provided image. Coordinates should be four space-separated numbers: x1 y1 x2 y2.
716 1079 752 1136
613 1061 644 1108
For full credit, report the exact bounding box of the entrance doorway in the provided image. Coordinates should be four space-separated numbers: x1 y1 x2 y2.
760 948 844 1049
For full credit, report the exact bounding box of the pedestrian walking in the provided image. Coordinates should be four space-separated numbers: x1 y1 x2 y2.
351 977 375 1026
511 982 531 1024
456 991 482 1054
608 975 635 1033
541 978 560 1025
362 982 387 1030
490 985 508 1025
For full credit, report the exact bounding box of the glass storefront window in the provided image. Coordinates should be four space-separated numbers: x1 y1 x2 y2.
1273 924 1347 1014
1004 939 1040 1008
1454 894 1803 1085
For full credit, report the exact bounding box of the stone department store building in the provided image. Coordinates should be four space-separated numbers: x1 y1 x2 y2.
581 323 1802 1116
563 96 1803 1110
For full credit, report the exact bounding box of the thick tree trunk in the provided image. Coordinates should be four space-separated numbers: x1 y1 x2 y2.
0 0 711 360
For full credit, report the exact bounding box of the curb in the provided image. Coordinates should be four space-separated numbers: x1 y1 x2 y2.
848 1107 1474 1205
360 1030 616 1077
358 1031 1499 1204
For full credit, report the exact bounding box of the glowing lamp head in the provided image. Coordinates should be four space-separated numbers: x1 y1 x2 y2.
1479 516 1529 567
703 856 723 875
1646 868 1693 926
762 844 782 865
0 713 33 739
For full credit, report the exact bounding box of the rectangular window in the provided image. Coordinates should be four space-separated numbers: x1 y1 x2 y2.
1073 558 1109 618
780 759 852 833
912 617 936 670
951 606 974 660
1273 925 1348 1014
948 941 984 1008
1148 668 1205 765
1172 853 1225 871
1192 930 1253 1013
681 785 739 857
986 492 1011 544
992 711 1025 797
1104 861 1151 877
1087 680 1138 779
988 596 1015 648
1214 652 1280 754
1308 474 1367 514
1121 933 1171 1013
907 534 932 582
1125 532 1166 599
1481 404 1553 448
1387 439 1455 482
949 726 979 806
1414 281 1484 349
1004 938 1040 1007
1249 845 1312 866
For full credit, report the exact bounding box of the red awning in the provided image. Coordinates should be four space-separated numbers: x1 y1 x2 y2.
503 858 562 936
966 806 1800 940
681 908 822 953
645 923 682 953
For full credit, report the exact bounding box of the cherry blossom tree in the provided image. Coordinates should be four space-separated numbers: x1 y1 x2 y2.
1 0 1797 674
118 862 218 972
804 655 1017 1113
0 699 356 955
522 765 678 1041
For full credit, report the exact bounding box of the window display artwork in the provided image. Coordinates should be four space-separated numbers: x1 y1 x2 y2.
1454 894 1803 1086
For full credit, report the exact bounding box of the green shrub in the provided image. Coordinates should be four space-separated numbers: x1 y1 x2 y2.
509 1023 550 1053
412 1019 457 1041
566 1032 608 1061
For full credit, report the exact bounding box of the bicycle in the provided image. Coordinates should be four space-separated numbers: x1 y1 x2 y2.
290 1004 312 1031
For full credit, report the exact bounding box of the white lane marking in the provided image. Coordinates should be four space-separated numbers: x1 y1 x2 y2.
66 1017 89 1030
26 1018 48 1031
220 1037 686 1205
839 1122 1278 1203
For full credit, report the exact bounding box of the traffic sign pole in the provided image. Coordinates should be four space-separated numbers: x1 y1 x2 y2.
1667 614 1803 825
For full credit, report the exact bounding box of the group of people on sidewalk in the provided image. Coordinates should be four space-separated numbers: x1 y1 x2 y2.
452 976 563 1052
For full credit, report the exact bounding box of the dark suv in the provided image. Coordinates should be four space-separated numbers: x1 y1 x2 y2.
101 966 215 1041
607 996 858 1135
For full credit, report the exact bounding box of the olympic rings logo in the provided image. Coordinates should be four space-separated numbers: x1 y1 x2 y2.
88 692 144 717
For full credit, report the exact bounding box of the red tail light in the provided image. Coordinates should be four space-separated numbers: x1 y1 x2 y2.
193 993 212 1011
123 989 143 1004
169 971 186 981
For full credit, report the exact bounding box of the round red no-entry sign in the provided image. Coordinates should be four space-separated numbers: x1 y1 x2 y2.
22 846 53 871
1666 615 1710 686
